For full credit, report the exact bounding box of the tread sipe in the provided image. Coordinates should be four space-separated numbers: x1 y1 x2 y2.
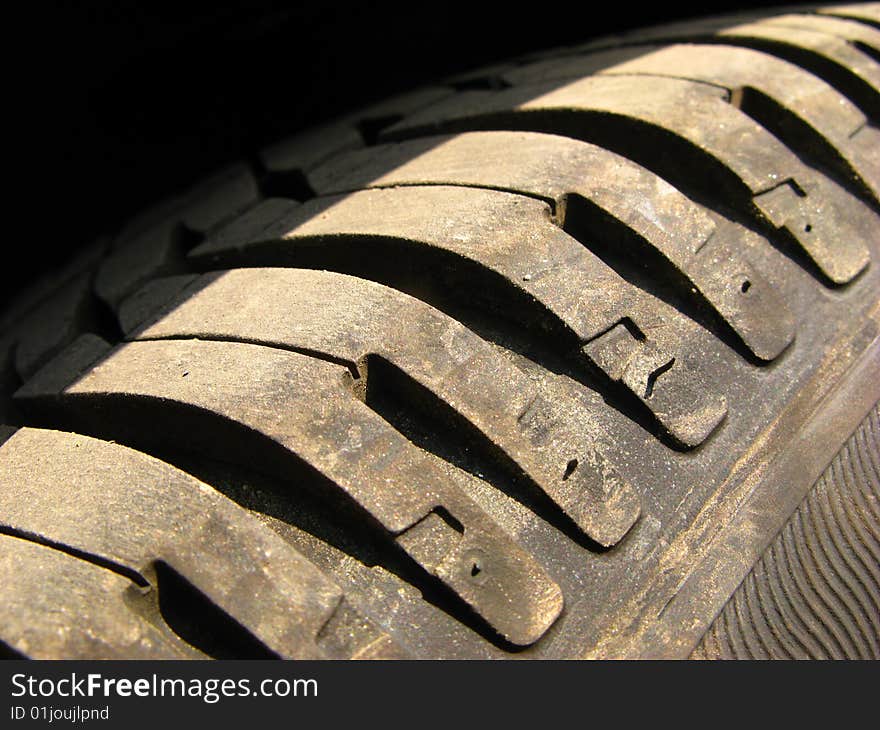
1 3 879 659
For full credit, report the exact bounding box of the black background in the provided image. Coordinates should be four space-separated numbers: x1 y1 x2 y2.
5 1 806 309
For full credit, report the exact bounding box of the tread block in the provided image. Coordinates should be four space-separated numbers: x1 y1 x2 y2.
0 238 109 390
310 130 797 362
0 534 197 659
718 18 880 119
0 426 401 659
259 86 455 176
118 274 199 334
129 267 642 546
0 238 107 334
96 163 259 310
763 13 880 51
96 215 187 309
180 162 260 235
501 46 665 87
0 265 112 386
443 61 519 89
348 86 457 143
819 3 880 27
14 338 564 646
191 187 727 447
12 272 96 379
260 122 363 178
381 75 874 285
592 44 880 204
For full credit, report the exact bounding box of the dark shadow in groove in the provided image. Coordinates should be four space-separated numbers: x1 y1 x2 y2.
112 224 205 313
184 457 538 655
571 358 691 450
191 235 682 445
6 292 122 389
384 107 841 287
731 85 880 211
357 115 405 146
561 193 763 364
836 16 880 31
0 640 26 659
171 221 208 260
0 425 17 446
164 446 416 573
195 234 564 349
248 153 317 202
85 288 126 345
164 449 526 653
577 24 880 121
362 354 608 553
176 222 208 252
190 234 590 370
17 394 525 652
12 17 875 660
151 561 279 660
0 524 149 588
700 36 880 122
852 40 880 64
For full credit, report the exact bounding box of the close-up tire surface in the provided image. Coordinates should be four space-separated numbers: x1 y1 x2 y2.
1 3 879 659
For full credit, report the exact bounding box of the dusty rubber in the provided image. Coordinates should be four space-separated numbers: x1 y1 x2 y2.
1 3 879 659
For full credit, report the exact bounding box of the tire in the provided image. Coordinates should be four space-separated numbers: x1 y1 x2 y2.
2 3 879 659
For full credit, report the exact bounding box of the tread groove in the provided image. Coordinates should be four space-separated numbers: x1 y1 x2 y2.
763 545 816 659
0 525 149 588
695 401 880 659
379 78 875 287
360 353 607 551
818 465 880 638
802 499 875 656
773 539 833 658
189 194 725 449
14 336 566 648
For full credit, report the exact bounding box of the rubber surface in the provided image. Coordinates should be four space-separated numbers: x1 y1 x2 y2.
1 3 879 659
693 402 880 659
